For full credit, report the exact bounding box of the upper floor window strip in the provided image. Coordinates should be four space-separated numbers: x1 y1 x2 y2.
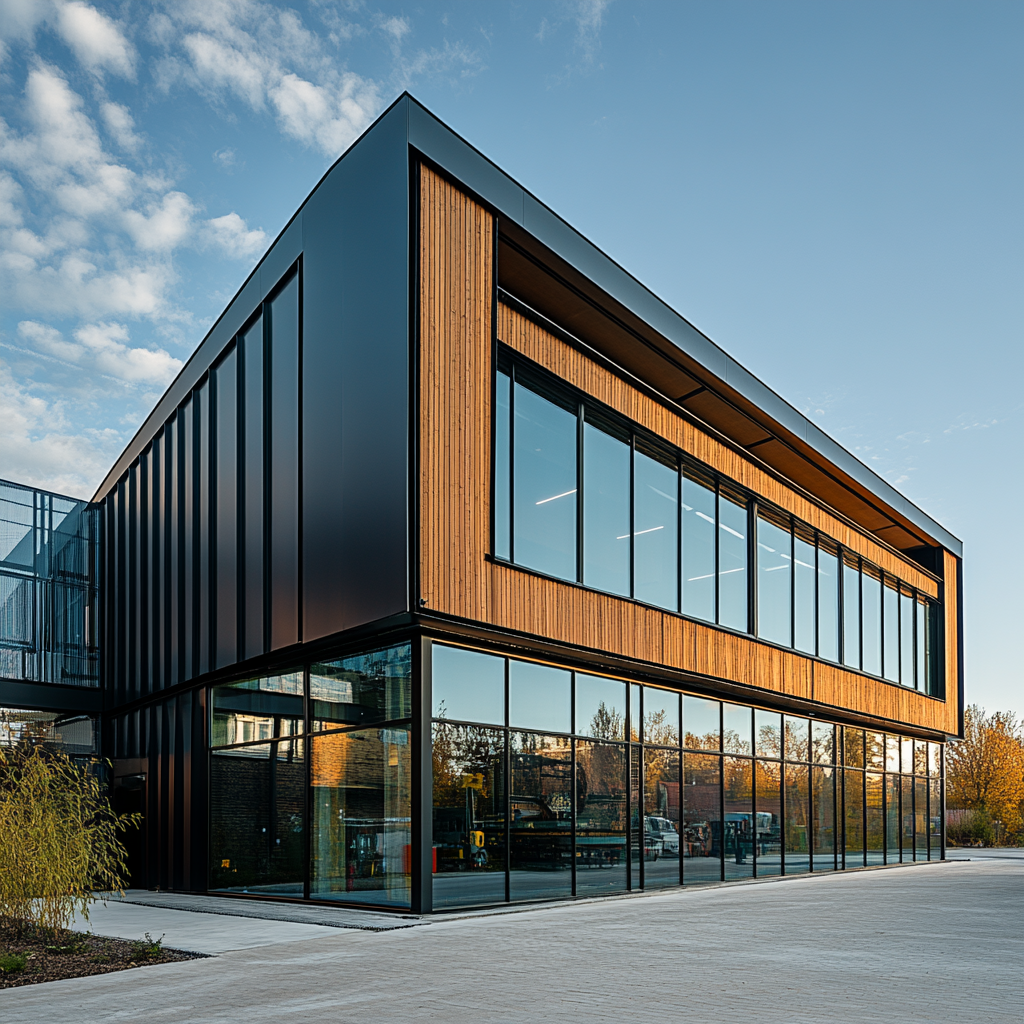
494 350 941 697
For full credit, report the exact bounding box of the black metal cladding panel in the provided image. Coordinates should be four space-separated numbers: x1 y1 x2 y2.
198 381 211 677
269 276 300 650
241 317 264 661
213 348 238 670
301 98 411 640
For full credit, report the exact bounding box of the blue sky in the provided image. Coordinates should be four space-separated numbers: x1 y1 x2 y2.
0 1 1020 715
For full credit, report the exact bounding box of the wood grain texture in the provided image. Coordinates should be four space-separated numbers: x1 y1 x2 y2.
420 165 953 734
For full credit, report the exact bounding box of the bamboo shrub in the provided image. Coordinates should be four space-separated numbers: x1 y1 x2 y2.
0 745 139 938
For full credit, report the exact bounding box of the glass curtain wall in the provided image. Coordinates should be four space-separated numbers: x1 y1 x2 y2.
495 358 940 695
209 644 413 907
430 641 942 910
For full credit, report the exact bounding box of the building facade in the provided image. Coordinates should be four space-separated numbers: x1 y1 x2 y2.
0 96 963 912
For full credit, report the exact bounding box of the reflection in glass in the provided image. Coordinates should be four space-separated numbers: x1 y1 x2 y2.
755 710 782 759
811 766 836 871
643 687 680 746
862 570 882 677
682 752 721 884
431 723 506 909
718 492 748 631
210 738 305 895
644 746 681 889
311 727 411 907
885 735 901 774
844 769 864 868
901 737 914 776
886 775 901 864
509 733 572 901
866 772 884 866
633 446 678 611
755 760 783 876
723 703 752 755
901 592 915 688
866 731 885 771
883 581 899 683
914 740 929 776
757 515 792 647
811 721 834 765
785 716 809 762
915 778 928 860
817 545 839 662
495 371 511 560
432 645 505 725
575 674 626 740
629 744 641 886
928 743 941 777
683 696 720 750
916 599 926 691
576 740 628 895
513 382 577 581
311 644 410 731
902 776 914 861
843 558 860 670
211 672 304 748
784 763 810 874
629 683 641 743
682 472 716 622
583 421 630 596
844 729 865 769
724 757 754 879
929 779 942 856
509 660 571 734
794 532 816 654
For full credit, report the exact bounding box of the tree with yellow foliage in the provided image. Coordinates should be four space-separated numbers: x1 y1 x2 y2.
945 705 1024 845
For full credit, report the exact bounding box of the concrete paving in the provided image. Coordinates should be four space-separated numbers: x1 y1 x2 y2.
2 856 1021 1023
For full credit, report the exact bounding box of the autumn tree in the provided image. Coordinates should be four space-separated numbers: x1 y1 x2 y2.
945 705 1024 844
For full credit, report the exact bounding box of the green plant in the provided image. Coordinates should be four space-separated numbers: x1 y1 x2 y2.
131 932 164 959
0 745 140 940
0 951 28 973
946 808 995 847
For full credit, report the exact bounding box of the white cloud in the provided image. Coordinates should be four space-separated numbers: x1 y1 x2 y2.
123 191 196 251
269 71 381 155
0 359 123 497
18 319 182 385
100 101 142 152
55 1 136 80
203 212 266 260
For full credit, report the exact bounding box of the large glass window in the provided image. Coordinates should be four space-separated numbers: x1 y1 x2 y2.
817 542 839 662
755 710 782 759
495 371 511 560
509 659 571 734
844 769 864 868
724 757 754 880
866 772 884 866
576 740 628 895
643 687 680 746
432 645 505 726
682 752 721 884
886 774 901 863
843 557 861 669
718 491 748 631
683 696 721 750
784 763 809 874
900 591 915 688
513 381 577 581
311 646 410 731
755 759 783 876
509 732 572 900
211 673 304 748
723 703 752 756
861 568 882 677
644 746 681 889
757 514 792 647
811 766 836 871
793 529 816 655
682 472 716 621
583 419 630 596
576 673 626 740
311 726 411 906
633 444 679 611
432 723 506 909
916 598 926 691
882 579 899 683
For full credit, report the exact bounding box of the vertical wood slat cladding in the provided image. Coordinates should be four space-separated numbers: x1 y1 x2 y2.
419 165 493 617
420 166 953 733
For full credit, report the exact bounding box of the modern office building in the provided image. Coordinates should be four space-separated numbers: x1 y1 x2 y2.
0 95 963 912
